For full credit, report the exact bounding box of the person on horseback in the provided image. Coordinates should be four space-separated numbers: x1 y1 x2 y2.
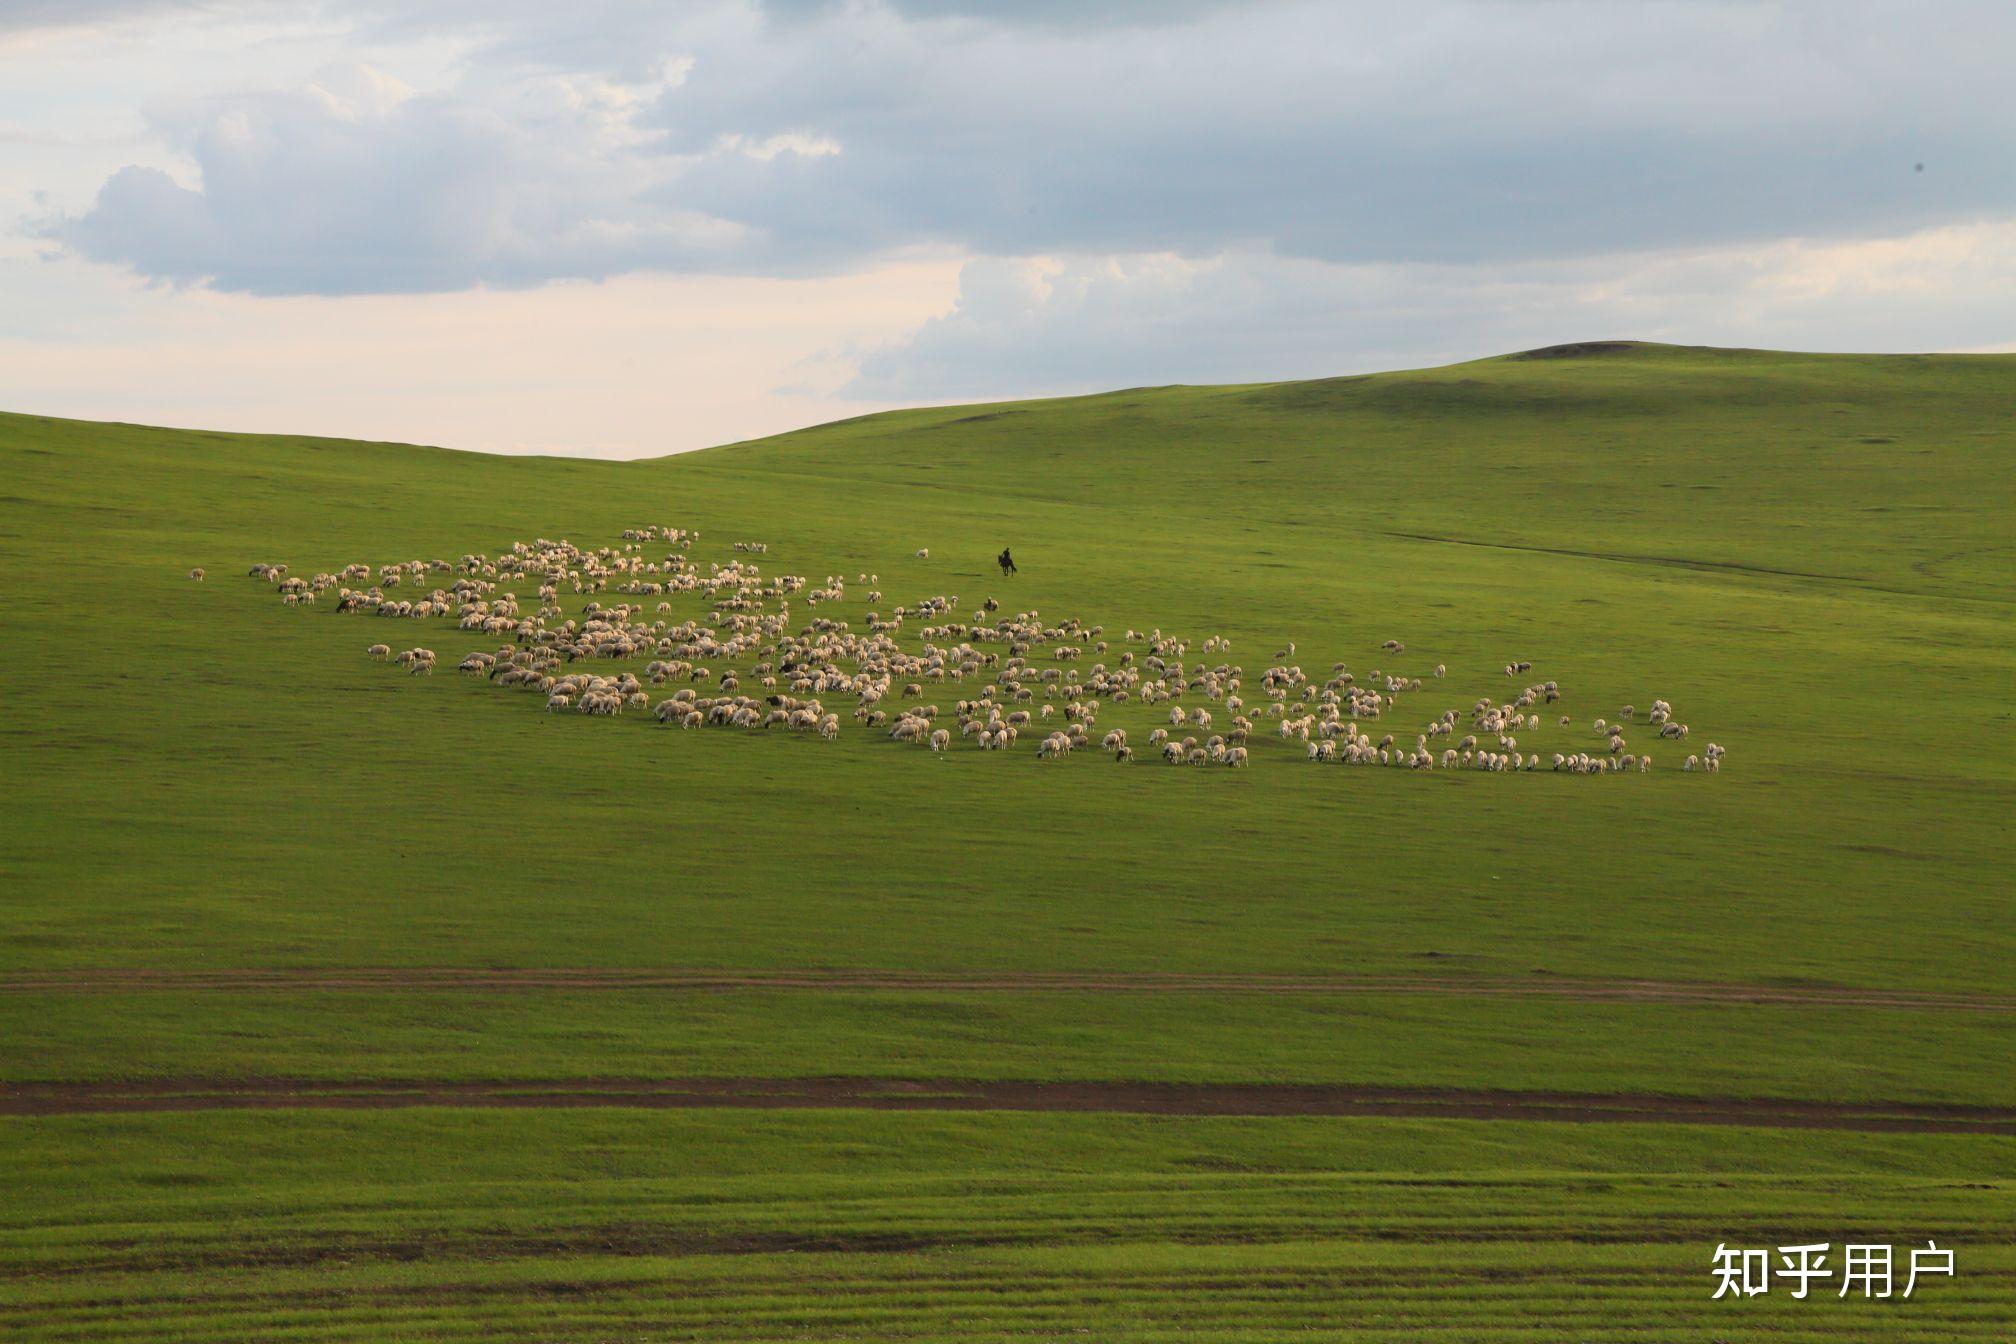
998 547 1017 576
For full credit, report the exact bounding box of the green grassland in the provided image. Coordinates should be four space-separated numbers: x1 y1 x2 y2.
5 1114 2013 1342
2 341 2012 1339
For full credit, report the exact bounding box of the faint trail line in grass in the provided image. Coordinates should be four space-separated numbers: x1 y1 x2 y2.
5 1079 2012 1131
1378 528 2016 604
1377 530 1864 581
2 969 2009 1011
1911 542 2016 580
0 1252 1741 1287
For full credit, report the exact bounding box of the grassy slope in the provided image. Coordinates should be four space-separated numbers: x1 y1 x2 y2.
2 342 2012 1339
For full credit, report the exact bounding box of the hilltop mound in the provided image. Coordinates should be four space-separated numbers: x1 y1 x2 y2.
1506 340 1648 359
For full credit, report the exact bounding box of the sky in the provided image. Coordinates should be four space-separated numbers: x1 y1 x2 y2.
2 0 2012 456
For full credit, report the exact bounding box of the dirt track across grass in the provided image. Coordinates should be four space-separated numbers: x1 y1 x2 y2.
6 1077 2013 1132
3 968 2007 1011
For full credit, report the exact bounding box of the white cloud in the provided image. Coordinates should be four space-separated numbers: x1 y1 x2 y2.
40 61 758 295
845 222 2016 399
715 131 841 162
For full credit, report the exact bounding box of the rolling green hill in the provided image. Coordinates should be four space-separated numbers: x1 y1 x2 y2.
2 341 2011 1340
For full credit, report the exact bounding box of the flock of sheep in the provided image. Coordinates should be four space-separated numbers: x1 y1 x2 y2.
220 528 1726 775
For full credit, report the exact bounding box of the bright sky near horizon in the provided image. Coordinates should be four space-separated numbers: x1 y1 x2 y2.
3 0 2012 457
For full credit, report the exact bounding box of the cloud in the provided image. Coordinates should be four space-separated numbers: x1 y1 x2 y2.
42 62 756 295
0 244 958 454
0 0 195 34
36 0 2016 296
755 0 1254 29
844 222 2016 399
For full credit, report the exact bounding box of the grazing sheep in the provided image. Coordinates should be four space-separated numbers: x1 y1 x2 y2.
249 527 1710 788
188 567 205 581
